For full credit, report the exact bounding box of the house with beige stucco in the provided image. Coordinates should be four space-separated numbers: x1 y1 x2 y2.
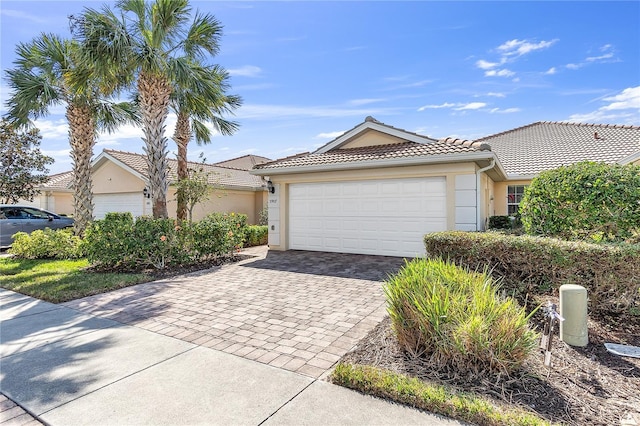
28 150 270 224
251 117 640 257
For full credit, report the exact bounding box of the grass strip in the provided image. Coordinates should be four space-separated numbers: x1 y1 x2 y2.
331 362 552 426
0 257 152 303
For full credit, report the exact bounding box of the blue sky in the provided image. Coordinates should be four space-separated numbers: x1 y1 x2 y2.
1 1 639 174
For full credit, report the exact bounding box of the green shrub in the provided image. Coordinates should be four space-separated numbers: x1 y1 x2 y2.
424 231 640 315
520 161 640 242
488 215 512 230
244 225 268 246
10 228 85 259
384 257 537 376
83 212 247 270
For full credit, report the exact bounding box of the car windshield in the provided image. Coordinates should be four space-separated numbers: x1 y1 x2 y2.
0 207 57 219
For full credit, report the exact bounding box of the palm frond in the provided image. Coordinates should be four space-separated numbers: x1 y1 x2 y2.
183 11 222 59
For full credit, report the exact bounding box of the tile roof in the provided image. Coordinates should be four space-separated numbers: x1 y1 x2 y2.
475 121 640 177
103 149 266 189
43 171 74 190
214 154 272 171
254 140 489 170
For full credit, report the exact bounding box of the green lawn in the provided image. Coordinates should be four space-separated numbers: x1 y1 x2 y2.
0 257 152 303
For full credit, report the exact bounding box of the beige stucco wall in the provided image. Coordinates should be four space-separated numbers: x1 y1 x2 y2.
339 129 407 149
18 191 74 216
165 187 264 224
493 179 533 216
267 162 480 251
93 161 146 194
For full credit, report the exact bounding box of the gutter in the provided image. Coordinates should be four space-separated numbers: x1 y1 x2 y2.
476 159 496 231
251 151 495 176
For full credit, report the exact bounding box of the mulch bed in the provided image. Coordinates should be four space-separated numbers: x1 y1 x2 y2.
341 303 640 426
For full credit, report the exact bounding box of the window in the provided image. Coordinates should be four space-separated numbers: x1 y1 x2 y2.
507 185 526 215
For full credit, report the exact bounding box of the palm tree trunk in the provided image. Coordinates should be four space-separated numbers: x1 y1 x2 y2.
139 72 172 219
67 103 95 235
173 110 191 221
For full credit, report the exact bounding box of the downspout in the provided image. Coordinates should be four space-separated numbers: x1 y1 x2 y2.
476 159 495 231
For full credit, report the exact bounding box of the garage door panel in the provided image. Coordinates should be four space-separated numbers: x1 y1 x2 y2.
94 193 144 220
289 177 447 257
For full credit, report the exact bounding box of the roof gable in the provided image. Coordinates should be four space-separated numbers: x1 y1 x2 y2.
214 154 272 170
44 150 266 191
476 121 640 177
315 116 437 153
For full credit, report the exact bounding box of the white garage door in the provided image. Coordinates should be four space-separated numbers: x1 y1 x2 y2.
94 193 145 219
289 177 447 257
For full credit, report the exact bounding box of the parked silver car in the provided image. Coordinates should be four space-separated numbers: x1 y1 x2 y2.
0 205 74 248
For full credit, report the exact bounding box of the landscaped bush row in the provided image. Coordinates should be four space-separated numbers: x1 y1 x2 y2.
83 212 247 270
423 231 640 316
10 228 85 259
244 225 268 247
385 258 537 375
520 161 640 242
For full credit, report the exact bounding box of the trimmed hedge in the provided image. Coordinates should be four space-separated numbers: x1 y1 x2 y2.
520 161 640 242
10 228 85 259
423 231 640 316
83 212 247 270
244 225 268 247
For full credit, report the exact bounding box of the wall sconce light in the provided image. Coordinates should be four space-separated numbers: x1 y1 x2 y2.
267 180 275 194
143 187 151 199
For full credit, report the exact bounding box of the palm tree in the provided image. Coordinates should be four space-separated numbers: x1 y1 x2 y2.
4 33 135 234
171 63 241 220
73 0 225 219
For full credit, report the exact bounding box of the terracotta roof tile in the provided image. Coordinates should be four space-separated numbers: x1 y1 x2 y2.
474 121 640 176
255 141 485 170
214 154 272 171
104 149 266 189
43 171 73 190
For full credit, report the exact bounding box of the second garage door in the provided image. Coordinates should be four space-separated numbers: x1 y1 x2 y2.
289 177 447 257
94 193 145 220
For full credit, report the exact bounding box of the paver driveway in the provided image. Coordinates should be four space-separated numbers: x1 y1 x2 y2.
63 247 405 378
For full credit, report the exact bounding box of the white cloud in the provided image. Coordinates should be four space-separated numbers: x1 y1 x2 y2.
489 107 521 114
417 102 456 111
34 119 69 140
484 69 515 77
545 67 557 75
0 9 48 23
497 39 558 57
455 102 486 111
586 52 614 62
568 86 640 124
601 86 640 111
475 59 500 70
486 92 506 98
566 44 617 70
315 131 345 139
228 65 263 77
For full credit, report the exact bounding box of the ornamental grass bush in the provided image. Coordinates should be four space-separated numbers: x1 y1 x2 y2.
83 212 247 270
423 231 640 316
10 228 85 259
384 258 538 376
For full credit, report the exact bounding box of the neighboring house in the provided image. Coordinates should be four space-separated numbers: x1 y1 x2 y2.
252 117 640 257
29 150 270 224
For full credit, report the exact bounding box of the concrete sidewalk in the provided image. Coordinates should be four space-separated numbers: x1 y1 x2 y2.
0 289 462 425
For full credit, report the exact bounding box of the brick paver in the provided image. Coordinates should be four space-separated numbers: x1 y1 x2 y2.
63 247 404 378
0 394 41 426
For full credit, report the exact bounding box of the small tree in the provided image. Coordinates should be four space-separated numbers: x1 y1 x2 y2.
0 119 53 204
520 161 640 242
174 166 214 222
